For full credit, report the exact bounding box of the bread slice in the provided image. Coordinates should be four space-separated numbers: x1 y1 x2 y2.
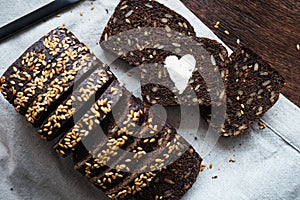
38 64 115 140
100 0 196 66
202 46 284 136
125 148 201 200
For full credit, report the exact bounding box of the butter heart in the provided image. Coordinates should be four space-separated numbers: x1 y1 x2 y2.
164 54 196 94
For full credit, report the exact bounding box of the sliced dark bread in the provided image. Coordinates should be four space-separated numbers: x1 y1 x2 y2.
73 95 150 179
100 0 196 66
202 46 284 136
0 27 71 103
87 121 174 192
38 64 115 140
125 147 201 200
103 132 199 199
72 126 200 200
71 95 201 199
54 80 128 157
25 51 103 127
72 95 157 178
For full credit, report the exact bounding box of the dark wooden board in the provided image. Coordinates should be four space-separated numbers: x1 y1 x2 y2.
181 0 300 107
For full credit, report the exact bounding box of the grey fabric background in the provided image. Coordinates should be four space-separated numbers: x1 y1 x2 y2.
0 0 299 199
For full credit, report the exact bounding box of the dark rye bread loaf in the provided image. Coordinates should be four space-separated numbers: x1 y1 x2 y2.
201 46 284 136
38 64 115 141
0 27 202 200
100 0 196 66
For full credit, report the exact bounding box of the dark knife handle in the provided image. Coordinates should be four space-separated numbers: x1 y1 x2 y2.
0 0 81 42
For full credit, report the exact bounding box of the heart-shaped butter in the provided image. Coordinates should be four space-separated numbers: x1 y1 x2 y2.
164 54 196 94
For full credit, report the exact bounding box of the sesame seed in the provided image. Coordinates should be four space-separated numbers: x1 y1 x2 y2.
224 30 230 35
258 120 267 130
125 19 131 24
214 21 220 28
145 3 153 8
150 138 156 143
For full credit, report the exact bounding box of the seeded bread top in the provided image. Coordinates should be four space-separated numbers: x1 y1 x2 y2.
0 27 77 103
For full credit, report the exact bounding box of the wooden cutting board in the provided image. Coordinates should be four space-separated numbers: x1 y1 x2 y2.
181 0 300 107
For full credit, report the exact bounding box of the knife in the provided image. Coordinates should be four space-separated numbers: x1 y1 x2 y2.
0 0 81 42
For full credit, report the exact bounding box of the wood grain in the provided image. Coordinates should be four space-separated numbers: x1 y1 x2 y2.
181 0 300 107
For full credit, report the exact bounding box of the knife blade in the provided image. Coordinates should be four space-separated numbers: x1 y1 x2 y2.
0 0 81 42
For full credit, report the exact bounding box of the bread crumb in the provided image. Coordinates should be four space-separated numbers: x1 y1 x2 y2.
80 11 83 16
91 5 94 10
229 158 236 163
200 164 206 171
209 163 213 169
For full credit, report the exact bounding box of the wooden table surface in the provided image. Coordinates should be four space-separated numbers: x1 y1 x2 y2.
181 0 300 107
